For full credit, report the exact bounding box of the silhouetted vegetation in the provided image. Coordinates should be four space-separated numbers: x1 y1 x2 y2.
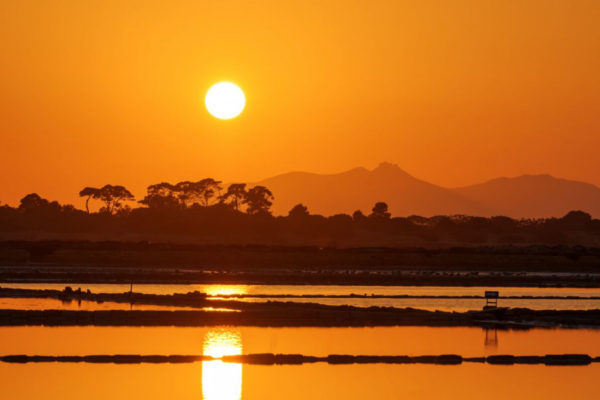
1 180 600 246
78 185 134 214
2 243 600 285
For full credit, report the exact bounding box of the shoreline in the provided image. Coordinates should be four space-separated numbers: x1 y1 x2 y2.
2 241 600 287
2 306 600 328
2 353 598 366
2 266 600 288
2 287 600 305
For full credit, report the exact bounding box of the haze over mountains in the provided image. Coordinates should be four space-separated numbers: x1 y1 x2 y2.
257 162 600 218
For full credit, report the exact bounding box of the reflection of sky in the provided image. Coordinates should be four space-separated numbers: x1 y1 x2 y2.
202 328 243 400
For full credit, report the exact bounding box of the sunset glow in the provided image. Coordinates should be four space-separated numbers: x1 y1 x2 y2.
1 2 600 400
1 2 599 208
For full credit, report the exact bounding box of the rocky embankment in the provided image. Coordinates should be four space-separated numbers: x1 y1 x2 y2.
1 306 600 328
2 353 598 366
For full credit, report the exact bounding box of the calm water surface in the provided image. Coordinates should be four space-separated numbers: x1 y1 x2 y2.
1 326 599 400
1 326 599 356
1 363 599 400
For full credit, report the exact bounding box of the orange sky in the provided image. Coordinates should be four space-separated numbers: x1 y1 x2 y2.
1 1 599 207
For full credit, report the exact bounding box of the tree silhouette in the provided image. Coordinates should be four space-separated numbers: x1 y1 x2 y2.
244 186 274 215
139 179 223 209
196 178 223 207
19 193 51 211
18 193 62 214
352 210 366 221
96 185 135 214
139 182 181 209
78 187 101 213
173 181 195 206
3 187 600 247
220 183 247 211
561 210 592 229
289 203 309 217
371 202 391 218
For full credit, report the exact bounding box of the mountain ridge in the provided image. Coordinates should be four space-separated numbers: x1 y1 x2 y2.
255 163 600 218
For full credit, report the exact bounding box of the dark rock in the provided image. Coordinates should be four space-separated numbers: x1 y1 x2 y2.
486 355 515 365
141 355 170 363
464 357 486 363
411 355 462 364
543 354 592 366
436 355 463 365
112 355 143 364
167 355 203 363
83 355 114 363
327 355 356 364
514 356 543 364
1 355 29 363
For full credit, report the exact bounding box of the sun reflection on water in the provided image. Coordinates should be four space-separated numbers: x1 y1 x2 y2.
201 285 249 297
202 328 243 400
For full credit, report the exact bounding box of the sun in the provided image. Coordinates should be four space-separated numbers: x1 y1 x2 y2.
205 82 246 120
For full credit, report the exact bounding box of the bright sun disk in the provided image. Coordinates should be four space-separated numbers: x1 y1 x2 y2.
205 82 246 120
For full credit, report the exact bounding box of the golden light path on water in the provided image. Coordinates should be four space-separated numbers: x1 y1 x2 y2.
194 285 248 298
202 328 243 400
200 285 249 297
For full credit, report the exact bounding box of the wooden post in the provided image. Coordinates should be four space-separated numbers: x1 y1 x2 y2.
129 282 133 310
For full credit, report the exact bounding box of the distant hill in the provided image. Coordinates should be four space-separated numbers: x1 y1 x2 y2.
257 162 488 217
256 163 600 218
453 174 600 218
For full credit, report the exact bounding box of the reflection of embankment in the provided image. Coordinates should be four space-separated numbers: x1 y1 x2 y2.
2 305 600 328
2 353 599 366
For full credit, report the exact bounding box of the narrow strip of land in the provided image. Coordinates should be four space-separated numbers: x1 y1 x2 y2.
2 287 600 306
2 267 599 287
2 242 600 287
1 306 600 328
1 353 598 366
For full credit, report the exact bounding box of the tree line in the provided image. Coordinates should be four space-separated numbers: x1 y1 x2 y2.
76 180 274 215
1 178 599 246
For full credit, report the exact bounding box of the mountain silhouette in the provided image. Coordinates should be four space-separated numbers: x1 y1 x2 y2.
453 174 600 218
257 163 600 218
257 162 488 217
